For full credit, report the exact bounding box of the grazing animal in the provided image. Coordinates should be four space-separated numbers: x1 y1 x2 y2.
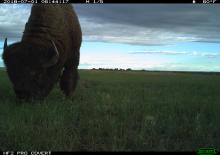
3 4 82 100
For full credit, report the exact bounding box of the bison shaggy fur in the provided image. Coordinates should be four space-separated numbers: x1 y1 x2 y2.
3 4 82 100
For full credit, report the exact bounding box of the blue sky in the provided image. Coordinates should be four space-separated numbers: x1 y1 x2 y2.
1 4 220 72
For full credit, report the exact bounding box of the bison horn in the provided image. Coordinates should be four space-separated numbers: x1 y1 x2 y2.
42 40 59 68
4 38 7 50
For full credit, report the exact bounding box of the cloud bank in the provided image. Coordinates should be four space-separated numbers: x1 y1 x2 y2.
74 4 220 45
0 4 31 40
0 4 220 45
1 4 220 72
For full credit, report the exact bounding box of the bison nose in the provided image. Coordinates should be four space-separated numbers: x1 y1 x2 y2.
15 89 30 100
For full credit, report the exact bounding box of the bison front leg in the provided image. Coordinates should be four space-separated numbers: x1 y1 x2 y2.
60 46 80 97
60 68 79 96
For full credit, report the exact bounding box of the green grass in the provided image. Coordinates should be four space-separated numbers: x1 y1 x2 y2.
0 69 220 151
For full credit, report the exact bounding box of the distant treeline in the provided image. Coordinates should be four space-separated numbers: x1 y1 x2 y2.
92 68 133 71
1 66 220 75
90 68 220 75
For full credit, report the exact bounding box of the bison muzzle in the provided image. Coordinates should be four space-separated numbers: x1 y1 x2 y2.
3 4 82 100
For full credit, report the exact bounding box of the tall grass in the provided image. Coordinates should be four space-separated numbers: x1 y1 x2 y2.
0 69 220 151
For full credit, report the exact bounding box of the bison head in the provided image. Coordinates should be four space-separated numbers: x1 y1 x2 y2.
3 38 60 100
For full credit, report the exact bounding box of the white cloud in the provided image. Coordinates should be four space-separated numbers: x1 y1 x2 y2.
130 50 188 55
130 50 220 58
190 51 220 58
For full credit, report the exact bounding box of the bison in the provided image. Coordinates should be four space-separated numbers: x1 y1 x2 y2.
2 4 82 100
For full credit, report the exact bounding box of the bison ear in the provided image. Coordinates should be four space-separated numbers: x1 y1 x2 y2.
42 40 59 68
4 38 7 50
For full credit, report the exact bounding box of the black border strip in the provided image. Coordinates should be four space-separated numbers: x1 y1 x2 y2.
51 151 198 154
1 151 220 154
0 152 200 154
0 0 219 4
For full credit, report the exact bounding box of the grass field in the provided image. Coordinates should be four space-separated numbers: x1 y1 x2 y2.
0 69 220 151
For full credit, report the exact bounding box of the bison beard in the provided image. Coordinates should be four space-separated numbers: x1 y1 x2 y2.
2 4 82 100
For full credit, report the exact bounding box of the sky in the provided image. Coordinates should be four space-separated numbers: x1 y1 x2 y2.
0 4 220 71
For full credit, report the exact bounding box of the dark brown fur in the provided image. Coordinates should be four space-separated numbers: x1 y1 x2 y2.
3 4 82 100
